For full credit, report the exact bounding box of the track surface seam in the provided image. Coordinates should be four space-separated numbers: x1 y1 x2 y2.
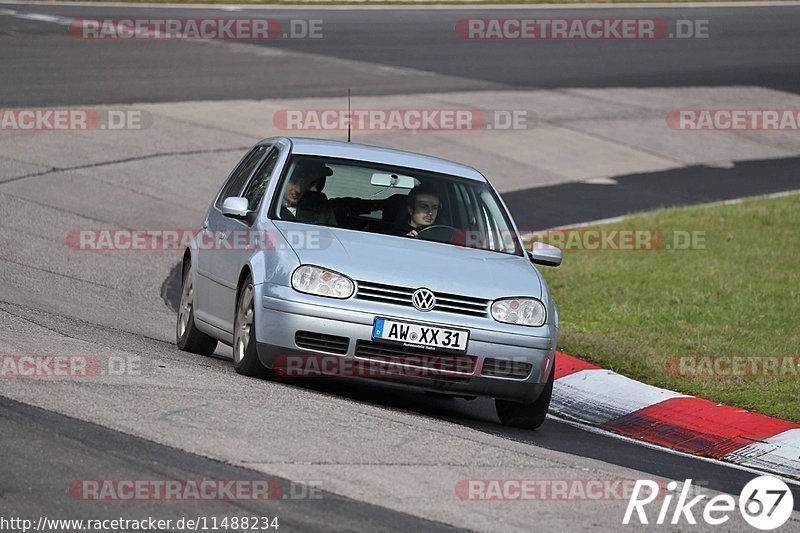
0 146 250 185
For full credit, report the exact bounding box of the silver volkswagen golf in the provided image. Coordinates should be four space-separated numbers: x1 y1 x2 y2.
177 137 562 429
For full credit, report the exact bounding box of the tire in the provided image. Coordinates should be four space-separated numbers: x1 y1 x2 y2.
233 274 273 379
494 359 555 430
176 261 218 356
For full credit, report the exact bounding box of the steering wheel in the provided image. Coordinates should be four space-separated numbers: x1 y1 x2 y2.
415 224 458 243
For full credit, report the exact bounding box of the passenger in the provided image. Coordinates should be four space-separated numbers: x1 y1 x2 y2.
293 162 337 225
282 159 396 226
399 184 440 238
280 173 313 220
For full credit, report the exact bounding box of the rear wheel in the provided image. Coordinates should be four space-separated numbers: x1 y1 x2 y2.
495 360 555 430
233 275 273 379
176 261 218 356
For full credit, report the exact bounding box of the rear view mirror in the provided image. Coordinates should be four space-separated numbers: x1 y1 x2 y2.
529 242 562 267
221 197 250 218
370 173 417 189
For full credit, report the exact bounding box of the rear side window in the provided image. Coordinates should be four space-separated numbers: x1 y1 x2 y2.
243 148 280 212
215 145 269 209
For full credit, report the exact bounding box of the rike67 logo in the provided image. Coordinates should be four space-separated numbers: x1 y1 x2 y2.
624 476 794 530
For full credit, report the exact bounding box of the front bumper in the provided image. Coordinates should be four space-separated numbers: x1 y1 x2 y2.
255 284 555 403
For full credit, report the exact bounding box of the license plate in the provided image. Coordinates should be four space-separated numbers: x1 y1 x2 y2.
372 318 469 353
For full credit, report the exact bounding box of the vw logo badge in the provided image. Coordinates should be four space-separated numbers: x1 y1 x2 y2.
412 288 436 312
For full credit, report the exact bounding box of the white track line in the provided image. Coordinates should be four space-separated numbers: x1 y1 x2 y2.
547 413 800 487
14 12 72 24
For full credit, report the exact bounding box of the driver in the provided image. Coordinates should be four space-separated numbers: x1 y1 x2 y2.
401 184 440 238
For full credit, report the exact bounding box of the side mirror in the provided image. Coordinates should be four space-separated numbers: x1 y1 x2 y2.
528 242 562 267
221 197 250 219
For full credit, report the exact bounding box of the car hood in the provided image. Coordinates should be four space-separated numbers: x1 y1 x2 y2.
273 222 542 300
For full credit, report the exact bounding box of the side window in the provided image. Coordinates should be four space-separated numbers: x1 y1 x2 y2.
215 145 269 209
243 148 280 212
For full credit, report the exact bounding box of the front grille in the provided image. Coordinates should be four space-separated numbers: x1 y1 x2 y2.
295 331 349 355
356 281 489 317
481 358 533 380
355 340 476 377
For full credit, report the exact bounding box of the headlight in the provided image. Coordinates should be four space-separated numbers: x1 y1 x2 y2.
491 298 546 327
291 265 354 299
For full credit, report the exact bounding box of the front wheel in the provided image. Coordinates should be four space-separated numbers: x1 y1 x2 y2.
176 261 218 356
233 275 273 379
495 360 555 430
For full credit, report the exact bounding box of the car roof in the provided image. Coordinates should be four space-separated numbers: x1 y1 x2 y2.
262 137 487 182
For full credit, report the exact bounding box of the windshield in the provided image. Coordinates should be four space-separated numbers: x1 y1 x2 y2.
271 155 523 256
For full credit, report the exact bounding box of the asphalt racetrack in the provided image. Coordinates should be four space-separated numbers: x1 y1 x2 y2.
1 2 799 531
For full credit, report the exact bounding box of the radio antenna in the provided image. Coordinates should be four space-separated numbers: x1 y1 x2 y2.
347 88 352 143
